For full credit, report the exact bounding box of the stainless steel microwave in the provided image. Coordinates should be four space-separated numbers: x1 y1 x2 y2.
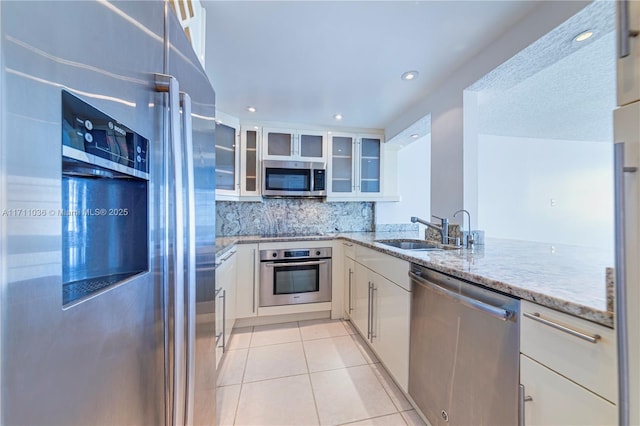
262 160 326 197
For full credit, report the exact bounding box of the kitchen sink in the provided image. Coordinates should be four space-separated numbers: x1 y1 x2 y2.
376 239 444 251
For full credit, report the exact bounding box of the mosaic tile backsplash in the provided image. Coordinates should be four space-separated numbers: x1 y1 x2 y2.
216 199 374 236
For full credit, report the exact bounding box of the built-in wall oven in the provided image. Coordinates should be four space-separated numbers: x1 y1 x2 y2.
259 247 332 307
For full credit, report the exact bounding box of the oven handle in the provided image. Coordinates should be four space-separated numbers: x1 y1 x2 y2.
263 260 329 268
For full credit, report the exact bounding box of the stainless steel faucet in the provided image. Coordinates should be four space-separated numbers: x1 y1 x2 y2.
411 215 449 244
454 209 474 248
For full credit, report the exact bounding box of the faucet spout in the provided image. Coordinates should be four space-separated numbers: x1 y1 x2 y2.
411 216 449 244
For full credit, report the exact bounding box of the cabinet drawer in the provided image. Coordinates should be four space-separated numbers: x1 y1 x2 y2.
343 241 356 259
520 300 616 402
520 355 616 425
354 245 410 291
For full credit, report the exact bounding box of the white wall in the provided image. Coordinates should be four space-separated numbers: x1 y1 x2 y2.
376 135 431 227
477 135 613 251
385 1 590 219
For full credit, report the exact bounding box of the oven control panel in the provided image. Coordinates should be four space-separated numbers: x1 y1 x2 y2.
260 247 332 261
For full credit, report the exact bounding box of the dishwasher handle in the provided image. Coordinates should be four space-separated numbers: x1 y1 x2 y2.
409 271 512 321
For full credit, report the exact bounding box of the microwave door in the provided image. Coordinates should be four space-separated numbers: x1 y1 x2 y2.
264 168 312 196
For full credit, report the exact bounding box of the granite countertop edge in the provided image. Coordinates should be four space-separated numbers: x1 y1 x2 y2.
215 232 614 328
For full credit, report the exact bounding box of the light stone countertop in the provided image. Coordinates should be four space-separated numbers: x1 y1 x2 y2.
215 231 614 328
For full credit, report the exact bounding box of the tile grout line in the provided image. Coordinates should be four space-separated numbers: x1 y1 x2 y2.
231 326 254 426
298 321 323 426
336 411 410 426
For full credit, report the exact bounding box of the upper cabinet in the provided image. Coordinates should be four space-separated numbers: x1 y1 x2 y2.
169 0 206 67
328 133 397 200
262 127 327 162
240 126 261 199
617 0 640 105
215 114 240 200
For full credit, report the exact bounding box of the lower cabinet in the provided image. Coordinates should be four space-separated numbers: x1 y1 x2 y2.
235 243 259 319
520 355 616 425
343 255 356 319
519 300 617 425
215 249 237 368
352 259 411 392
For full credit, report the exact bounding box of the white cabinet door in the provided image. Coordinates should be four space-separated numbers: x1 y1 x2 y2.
262 128 327 161
263 127 294 160
240 127 261 198
215 113 241 199
369 271 411 392
235 244 259 319
298 130 326 161
215 250 237 368
327 133 386 200
351 262 370 338
329 133 356 195
344 256 355 319
520 300 617 403
358 135 382 195
617 0 640 105
520 355 617 425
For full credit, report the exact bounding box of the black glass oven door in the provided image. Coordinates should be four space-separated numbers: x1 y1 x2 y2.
273 264 320 294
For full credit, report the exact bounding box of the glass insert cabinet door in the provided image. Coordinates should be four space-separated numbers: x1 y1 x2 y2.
215 122 237 191
360 137 381 193
263 128 326 160
331 135 354 193
244 129 258 193
266 131 293 157
299 133 324 159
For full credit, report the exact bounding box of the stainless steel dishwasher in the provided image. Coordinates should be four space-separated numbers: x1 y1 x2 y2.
408 264 520 426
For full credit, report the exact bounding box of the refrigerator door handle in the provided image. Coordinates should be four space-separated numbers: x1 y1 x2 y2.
156 73 187 426
615 142 636 426
180 91 196 426
618 0 640 58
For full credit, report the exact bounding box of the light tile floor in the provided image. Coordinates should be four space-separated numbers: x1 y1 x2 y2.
216 319 427 426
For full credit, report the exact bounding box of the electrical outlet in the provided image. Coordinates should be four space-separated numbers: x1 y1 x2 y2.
550 198 556 207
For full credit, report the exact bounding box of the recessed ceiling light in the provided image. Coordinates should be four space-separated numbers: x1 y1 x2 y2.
401 71 419 81
247 106 257 112
334 113 343 121
574 30 594 42
411 133 419 139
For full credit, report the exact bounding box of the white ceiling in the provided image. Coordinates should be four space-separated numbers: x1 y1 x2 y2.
470 0 616 142
202 1 539 131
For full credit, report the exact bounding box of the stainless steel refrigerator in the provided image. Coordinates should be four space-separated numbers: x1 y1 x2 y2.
0 1 217 425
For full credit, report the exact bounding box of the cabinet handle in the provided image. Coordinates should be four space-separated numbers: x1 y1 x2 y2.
523 312 601 343
367 282 372 340
348 268 353 313
221 289 226 352
518 384 533 426
264 260 328 268
619 0 640 58
615 142 636 426
370 283 377 341
252 248 257 313
218 249 236 265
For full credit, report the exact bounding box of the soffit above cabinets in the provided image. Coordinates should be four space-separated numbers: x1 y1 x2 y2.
201 1 539 130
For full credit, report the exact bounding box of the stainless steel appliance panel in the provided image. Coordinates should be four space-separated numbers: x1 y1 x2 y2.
1 1 166 424
165 7 217 425
260 248 332 307
409 265 520 426
262 159 327 197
